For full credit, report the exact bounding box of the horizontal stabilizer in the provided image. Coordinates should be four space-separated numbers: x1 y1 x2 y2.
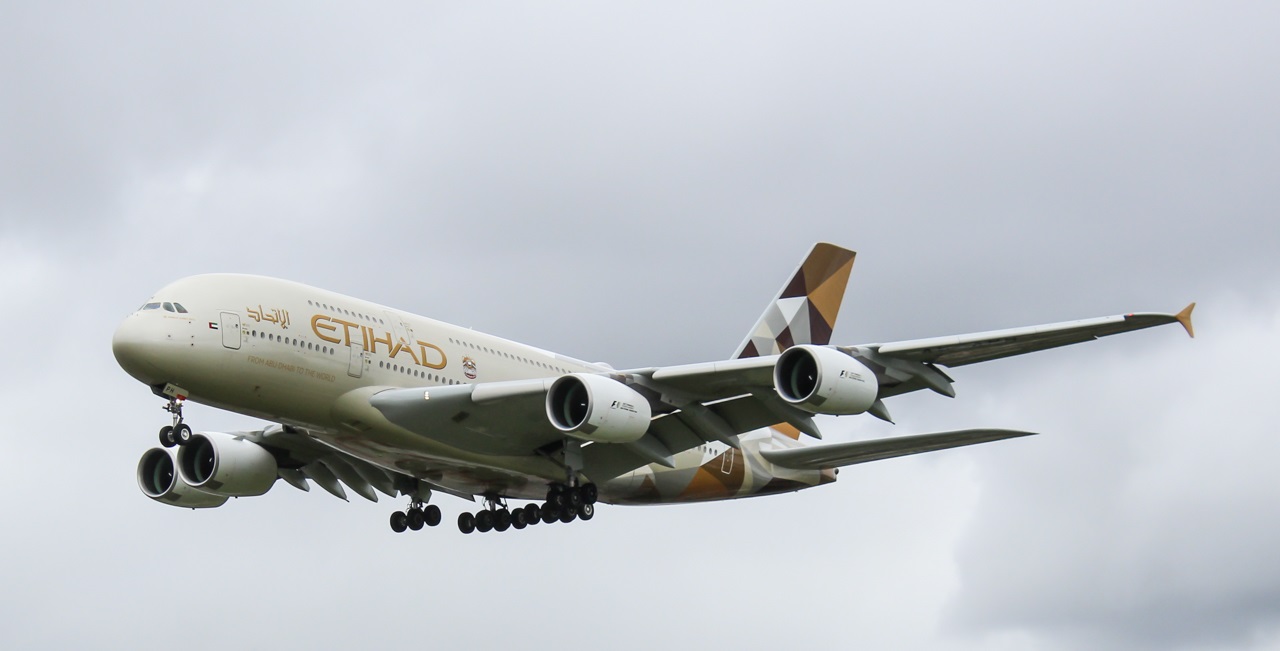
760 429 1036 470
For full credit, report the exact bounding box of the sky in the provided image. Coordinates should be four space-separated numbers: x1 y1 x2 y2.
1 2 1278 649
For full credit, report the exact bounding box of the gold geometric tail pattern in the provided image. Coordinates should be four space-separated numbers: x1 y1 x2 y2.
733 243 856 359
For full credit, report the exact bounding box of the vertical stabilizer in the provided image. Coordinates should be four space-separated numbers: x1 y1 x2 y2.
732 243 856 359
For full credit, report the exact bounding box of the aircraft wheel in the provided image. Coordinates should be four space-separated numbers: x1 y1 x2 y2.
579 503 595 521
457 512 476 534
566 487 583 508
512 509 527 530
174 423 193 445
424 504 442 527
407 507 426 531
541 503 559 524
524 503 541 525
159 426 177 448
475 510 494 533
559 506 577 524
494 509 511 532
390 511 408 533
582 483 598 505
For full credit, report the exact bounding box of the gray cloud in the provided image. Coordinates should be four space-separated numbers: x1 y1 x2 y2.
1 2 1276 649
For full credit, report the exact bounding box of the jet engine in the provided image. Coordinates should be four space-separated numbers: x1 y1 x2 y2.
774 345 879 415
176 432 279 497
546 373 652 443
137 447 228 508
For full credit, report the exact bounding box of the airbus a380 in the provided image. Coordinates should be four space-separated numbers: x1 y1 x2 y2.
113 244 1195 535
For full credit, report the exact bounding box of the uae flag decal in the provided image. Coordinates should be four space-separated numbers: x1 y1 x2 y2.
208 322 219 330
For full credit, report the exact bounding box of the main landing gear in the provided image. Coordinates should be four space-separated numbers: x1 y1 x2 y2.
389 501 443 533
158 397 193 448
456 483 598 534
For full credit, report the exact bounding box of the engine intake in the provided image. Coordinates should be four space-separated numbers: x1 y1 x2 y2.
546 373 652 443
774 345 879 415
137 448 228 508
176 432 279 497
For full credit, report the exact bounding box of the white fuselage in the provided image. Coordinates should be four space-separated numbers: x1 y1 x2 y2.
113 274 828 504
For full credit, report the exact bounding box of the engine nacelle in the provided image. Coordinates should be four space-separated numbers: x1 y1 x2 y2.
546 373 652 443
137 448 228 508
176 432 278 497
774 345 879 415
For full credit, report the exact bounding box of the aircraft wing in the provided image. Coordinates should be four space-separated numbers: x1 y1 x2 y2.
866 303 1196 368
343 305 1193 483
760 429 1036 470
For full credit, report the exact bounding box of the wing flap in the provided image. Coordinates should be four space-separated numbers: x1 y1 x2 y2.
760 429 1036 470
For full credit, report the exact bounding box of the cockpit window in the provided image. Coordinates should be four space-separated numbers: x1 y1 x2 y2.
141 302 162 311
162 302 175 312
173 303 188 314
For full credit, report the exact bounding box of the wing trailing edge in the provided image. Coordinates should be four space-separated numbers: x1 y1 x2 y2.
760 429 1036 471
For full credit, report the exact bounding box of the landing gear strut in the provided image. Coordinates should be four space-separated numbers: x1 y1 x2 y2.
158 397 192 448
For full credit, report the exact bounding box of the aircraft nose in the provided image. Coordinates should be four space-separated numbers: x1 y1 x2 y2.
112 316 166 385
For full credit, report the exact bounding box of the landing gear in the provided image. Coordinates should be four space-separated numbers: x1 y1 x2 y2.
458 512 476 534
158 397 191 448
401 485 600 535
389 500 442 534
390 511 408 533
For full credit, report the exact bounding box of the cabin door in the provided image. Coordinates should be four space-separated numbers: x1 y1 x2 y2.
220 312 241 350
348 340 365 378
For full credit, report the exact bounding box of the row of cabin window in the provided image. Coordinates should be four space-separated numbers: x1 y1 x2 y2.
249 329 335 355
447 337 567 374
377 360 459 384
306 299 384 325
141 302 188 314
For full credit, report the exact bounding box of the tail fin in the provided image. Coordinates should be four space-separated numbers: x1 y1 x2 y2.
732 243 856 359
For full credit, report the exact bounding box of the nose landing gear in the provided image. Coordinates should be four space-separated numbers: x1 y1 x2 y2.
158 397 192 448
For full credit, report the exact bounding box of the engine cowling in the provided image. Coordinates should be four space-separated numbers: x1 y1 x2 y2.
546 373 652 443
137 448 228 508
176 432 278 497
774 345 879 415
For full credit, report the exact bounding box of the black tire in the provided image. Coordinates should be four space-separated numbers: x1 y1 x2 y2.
579 503 595 521
159 426 176 448
566 487 584 508
512 509 527 530
457 512 476 534
494 509 511 532
476 510 494 533
424 504 442 527
582 483 598 505
174 423 193 445
407 508 426 531
390 511 408 533
559 506 577 523
545 483 565 504
524 503 541 525
541 503 559 524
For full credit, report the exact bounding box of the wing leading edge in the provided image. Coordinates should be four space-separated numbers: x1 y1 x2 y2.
761 429 1037 470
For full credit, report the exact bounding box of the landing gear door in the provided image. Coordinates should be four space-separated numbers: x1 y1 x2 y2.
348 341 365 378
220 312 241 350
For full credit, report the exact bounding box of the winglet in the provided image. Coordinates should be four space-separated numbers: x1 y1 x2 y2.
1175 302 1196 338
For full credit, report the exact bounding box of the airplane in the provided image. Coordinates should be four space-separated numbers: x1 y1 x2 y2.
113 243 1195 534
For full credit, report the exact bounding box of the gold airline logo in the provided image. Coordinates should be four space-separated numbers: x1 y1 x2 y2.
311 314 447 370
247 306 291 328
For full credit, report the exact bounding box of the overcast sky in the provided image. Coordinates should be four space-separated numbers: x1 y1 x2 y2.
2 2 1277 649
